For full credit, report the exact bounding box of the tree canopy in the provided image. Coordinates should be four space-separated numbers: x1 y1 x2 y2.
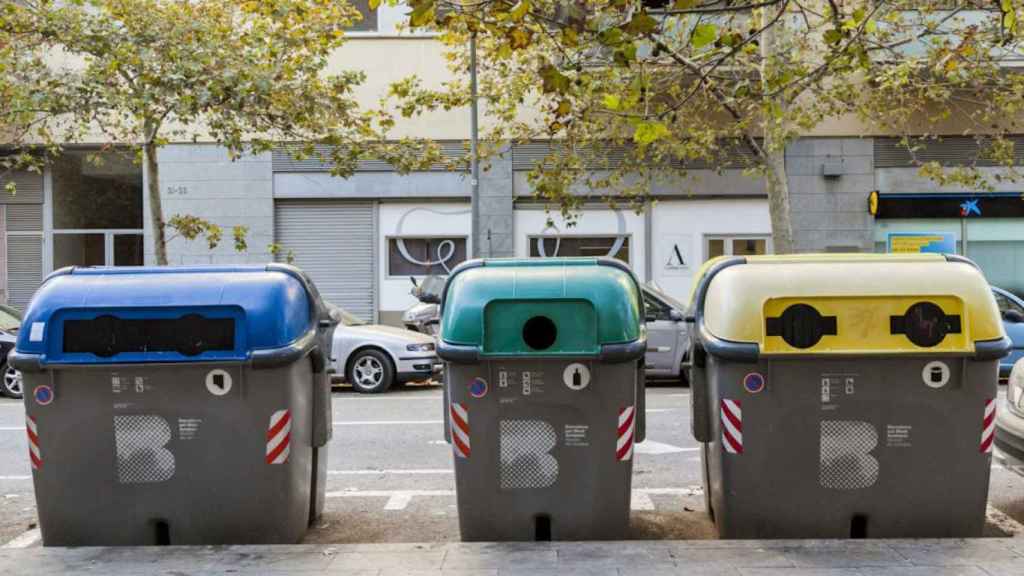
1 0 437 263
388 0 1024 252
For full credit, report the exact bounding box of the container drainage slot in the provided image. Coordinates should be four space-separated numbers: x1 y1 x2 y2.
534 514 552 541
522 316 557 351
850 515 868 539
154 520 170 545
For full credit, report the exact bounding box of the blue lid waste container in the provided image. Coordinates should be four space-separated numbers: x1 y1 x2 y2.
11 264 335 546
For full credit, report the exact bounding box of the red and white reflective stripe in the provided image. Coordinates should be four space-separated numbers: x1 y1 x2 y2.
450 403 470 459
616 406 636 462
266 409 291 465
721 399 743 455
26 416 41 470
981 398 996 454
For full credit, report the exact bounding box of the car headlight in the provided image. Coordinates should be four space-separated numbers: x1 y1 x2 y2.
407 342 435 352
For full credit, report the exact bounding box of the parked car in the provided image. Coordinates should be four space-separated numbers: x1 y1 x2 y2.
402 275 443 336
400 276 692 384
328 302 440 394
643 283 692 384
996 358 1024 467
993 287 1024 382
0 304 22 399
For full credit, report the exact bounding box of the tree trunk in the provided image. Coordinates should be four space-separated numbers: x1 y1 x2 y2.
760 4 795 255
763 153 794 254
144 141 168 265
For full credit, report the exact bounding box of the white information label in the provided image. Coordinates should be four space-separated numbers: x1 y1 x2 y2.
29 322 44 342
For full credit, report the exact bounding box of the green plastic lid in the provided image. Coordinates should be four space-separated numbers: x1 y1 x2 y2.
439 258 644 359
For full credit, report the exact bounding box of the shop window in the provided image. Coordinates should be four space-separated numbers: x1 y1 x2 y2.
529 236 630 263
52 150 143 230
705 236 770 261
388 237 467 276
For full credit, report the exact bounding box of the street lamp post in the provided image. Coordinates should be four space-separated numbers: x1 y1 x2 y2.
469 31 481 258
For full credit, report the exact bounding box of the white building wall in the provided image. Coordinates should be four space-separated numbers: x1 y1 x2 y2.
378 202 471 315
650 199 772 302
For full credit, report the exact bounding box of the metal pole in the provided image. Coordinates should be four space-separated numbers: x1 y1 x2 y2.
961 218 967 256
469 32 481 259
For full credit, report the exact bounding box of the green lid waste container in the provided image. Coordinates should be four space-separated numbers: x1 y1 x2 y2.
11 264 335 546
438 258 647 541
689 253 1011 538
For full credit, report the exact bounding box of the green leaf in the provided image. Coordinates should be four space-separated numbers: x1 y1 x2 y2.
623 11 658 36
824 29 843 45
690 23 717 49
603 94 621 110
539 64 571 94
633 121 669 145
368 0 381 10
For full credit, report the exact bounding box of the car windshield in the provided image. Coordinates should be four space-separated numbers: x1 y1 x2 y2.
326 303 366 327
0 306 21 332
644 284 687 312
414 275 445 302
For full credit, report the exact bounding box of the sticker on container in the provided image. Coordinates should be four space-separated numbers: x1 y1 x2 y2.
34 385 54 406
29 322 44 342
563 363 590 391
922 361 950 389
469 377 488 398
742 372 765 394
205 369 233 396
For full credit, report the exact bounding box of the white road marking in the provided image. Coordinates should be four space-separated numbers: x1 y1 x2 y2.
0 476 30 481
325 487 705 511
332 420 443 426
0 427 25 431
1 528 40 549
634 440 698 455
384 493 414 510
645 409 678 413
630 492 655 511
0 404 22 408
329 469 452 475
987 504 1024 536
335 395 441 401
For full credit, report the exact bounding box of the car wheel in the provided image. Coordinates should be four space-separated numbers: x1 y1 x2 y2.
1 362 23 399
347 349 394 394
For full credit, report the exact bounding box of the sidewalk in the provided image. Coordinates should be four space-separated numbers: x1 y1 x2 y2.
0 539 1021 575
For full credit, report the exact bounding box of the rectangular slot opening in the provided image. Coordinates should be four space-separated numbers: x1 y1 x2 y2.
63 315 234 357
154 520 170 546
534 514 551 542
850 514 868 539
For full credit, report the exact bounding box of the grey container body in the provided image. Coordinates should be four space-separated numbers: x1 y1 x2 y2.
22 359 330 546
693 354 996 538
445 358 643 541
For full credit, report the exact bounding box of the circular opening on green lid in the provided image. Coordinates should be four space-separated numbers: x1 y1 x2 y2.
523 316 557 351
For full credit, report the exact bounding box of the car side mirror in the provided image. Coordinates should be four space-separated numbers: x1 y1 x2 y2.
669 309 684 323
644 313 657 323
419 292 440 305
1004 310 1024 323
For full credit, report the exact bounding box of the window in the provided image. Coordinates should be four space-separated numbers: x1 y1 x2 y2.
52 150 143 230
705 236 770 261
347 0 379 32
995 292 1024 316
643 292 672 322
388 237 468 276
529 235 630 263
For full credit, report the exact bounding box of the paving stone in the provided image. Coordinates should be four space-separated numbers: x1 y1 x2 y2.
441 547 557 570
781 544 910 568
887 539 1022 566
739 568 866 576
859 567 990 576
333 550 447 571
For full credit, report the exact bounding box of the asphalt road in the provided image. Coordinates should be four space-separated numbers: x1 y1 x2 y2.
2 383 1024 546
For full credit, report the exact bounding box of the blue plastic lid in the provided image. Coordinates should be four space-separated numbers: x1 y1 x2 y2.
15 265 316 364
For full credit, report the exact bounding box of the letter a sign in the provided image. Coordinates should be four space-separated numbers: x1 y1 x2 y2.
662 234 692 275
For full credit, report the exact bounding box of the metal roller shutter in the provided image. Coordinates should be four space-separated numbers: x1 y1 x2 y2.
6 235 42 311
274 200 377 322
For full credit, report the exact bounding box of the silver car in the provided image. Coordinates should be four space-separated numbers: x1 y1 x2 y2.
328 303 440 394
643 283 692 384
0 305 22 399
